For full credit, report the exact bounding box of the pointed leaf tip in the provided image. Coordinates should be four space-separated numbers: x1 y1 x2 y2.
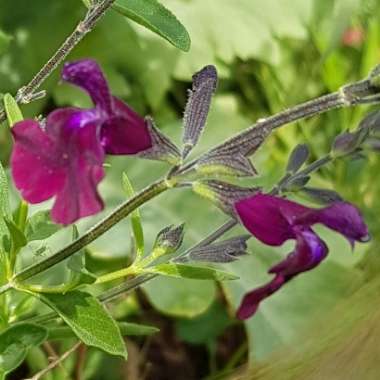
113 0 191 51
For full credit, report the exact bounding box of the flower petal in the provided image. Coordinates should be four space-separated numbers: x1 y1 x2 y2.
51 152 104 225
268 228 328 276
297 202 369 244
234 193 308 245
236 229 328 320
45 111 105 224
100 97 152 155
11 120 66 203
236 274 286 320
62 59 112 114
11 109 106 225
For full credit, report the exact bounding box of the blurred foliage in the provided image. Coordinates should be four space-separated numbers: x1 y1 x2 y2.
1 0 380 378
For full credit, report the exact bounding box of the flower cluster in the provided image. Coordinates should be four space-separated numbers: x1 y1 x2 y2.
11 59 176 225
234 193 369 319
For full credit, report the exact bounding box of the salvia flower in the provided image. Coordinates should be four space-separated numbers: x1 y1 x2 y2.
233 193 369 319
11 59 178 225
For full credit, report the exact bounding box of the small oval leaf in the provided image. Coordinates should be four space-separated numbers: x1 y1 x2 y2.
3 93 23 127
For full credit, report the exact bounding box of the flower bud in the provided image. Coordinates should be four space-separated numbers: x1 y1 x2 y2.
152 223 185 258
331 129 368 157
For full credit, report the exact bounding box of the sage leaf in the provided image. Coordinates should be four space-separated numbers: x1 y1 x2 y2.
113 0 190 51
37 291 127 358
0 323 48 379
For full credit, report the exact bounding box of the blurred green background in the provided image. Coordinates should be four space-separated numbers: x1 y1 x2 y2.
1 0 380 379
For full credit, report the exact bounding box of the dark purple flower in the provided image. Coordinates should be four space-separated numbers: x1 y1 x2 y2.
11 59 161 225
234 193 369 319
61 60 152 154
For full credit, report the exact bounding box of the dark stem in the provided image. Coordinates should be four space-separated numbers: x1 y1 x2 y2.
0 0 116 123
177 93 344 175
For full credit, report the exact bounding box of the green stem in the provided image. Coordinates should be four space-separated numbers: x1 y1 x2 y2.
16 283 72 294
94 265 141 285
10 179 169 286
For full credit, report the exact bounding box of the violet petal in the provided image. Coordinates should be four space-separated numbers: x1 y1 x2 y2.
236 274 286 320
236 229 328 320
100 97 152 155
11 108 105 225
62 59 113 115
268 228 328 276
234 193 308 246
298 202 369 244
11 120 66 203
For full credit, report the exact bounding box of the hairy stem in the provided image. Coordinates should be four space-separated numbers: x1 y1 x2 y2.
0 0 116 123
176 93 345 175
11 179 168 285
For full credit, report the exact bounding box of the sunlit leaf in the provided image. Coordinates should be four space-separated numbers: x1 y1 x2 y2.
113 0 191 51
37 291 127 358
3 93 22 127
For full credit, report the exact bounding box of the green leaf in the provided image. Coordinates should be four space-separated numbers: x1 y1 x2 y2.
0 323 48 379
37 291 127 358
113 0 190 51
25 210 61 241
0 162 10 252
122 172 144 259
118 322 159 336
3 93 23 127
4 217 27 251
49 322 158 340
147 263 239 281
144 277 216 318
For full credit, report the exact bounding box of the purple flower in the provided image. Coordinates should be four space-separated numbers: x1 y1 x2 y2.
61 60 152 154
11 59 157 225
234 193 369 319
